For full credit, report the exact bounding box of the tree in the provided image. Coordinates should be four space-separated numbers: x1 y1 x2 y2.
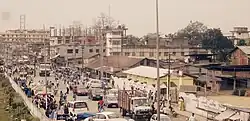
237 39 246 46
176 21 208 45
92 13 118 30
201 28 234 61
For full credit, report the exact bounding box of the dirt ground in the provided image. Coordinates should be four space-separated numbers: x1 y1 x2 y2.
207 95 250 108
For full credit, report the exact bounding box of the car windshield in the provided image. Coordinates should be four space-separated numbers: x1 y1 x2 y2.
134 99 149 106
107 96 117 101
107 113 119 119
74 102 87 108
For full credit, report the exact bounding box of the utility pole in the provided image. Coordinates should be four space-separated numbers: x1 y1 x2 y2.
167 53 171 101
81 45 84 74
43 25 48 110
155 0 161 121
99 16 105 79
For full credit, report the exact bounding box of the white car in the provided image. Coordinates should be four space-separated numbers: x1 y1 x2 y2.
84 112 127 121
68 101 89 116
87 79 101 88
104 95 118 108
107 89 118 95
150 114 171 121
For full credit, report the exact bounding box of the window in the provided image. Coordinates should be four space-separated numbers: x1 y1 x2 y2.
112 40 120 45
107 114 119 119
96 49 99 53
89 49 93 53
112 52 120 55
58 40 62 44
181 52 185 56
74 102 87 108
65 40 70 43
159 52 161 56
132 52 136 56
75 49 79 54
112 31 120 35
98 114 106 119
139 52 144 56
103 49 106 52
172 52 176 55
149 52 154 57
125 52 130 56
67 49 73 54
164 52 168 56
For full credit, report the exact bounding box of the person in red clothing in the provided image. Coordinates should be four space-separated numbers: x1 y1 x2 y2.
98 100 104 112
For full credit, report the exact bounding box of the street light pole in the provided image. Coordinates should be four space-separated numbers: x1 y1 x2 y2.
155 0 161 121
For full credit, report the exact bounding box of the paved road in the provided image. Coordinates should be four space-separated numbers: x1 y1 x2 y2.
33 69 120 114
32 68 187 121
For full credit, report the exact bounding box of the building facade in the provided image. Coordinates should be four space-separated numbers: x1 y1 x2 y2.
105 26 127 56
0 29 49 43
230 27 250 46
105 26 209 60
231 46 250 65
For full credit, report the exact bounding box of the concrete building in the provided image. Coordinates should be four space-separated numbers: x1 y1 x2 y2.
121 45 208 60
230 27 250 46
105 25 127 56
123 65 194 87
105 26 208 60
49 44 105 66
0 29 49 43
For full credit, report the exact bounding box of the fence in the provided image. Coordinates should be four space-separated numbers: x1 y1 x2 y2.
6 74 53 121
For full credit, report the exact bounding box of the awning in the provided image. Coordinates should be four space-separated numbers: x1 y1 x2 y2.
215 110 237 121
229 113 240 120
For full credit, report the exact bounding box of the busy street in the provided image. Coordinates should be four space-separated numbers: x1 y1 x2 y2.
7 63 188 121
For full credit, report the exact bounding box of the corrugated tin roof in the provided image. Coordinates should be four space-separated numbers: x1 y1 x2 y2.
237 46 250 55
87 56 144 69
123 66 173 79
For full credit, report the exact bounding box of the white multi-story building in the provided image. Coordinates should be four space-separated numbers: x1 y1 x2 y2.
105 26 127 56
0 29 49 43
230 27 250 46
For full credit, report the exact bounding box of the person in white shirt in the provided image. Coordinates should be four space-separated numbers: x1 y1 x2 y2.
188 113 196 121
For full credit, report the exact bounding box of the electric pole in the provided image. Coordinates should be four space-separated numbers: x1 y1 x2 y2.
43 25 48 110
155 0 161 121
99 16 105 80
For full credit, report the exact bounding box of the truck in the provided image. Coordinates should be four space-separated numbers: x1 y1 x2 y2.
118 90 152 120
39 63 51 77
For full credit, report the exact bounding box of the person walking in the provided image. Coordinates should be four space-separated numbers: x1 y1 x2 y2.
187 113 196 121
98 99 104 112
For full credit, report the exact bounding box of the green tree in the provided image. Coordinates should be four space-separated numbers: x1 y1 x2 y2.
237 39 246 46
201 28 234 61
176 21 208 45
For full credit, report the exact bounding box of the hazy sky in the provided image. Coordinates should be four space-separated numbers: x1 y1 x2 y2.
1 0 250 36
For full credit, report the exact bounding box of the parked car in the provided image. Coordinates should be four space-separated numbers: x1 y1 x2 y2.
84 112 127 121
68 101 89 116
104 94 118 108
88 88 104 101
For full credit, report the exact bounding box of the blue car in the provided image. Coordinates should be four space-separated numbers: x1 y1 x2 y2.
76 112 95 121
